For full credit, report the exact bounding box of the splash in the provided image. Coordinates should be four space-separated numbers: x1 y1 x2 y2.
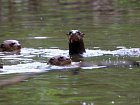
21 48 140 58
0 48 140 74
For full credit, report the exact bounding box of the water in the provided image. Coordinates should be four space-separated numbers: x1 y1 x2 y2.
0 0 140 105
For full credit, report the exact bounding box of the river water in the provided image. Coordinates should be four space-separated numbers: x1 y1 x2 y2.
0 0 140 105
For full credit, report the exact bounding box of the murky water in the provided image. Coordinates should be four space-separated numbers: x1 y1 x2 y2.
0 0 140 105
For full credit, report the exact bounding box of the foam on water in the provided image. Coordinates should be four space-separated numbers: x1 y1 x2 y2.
0 48 140 74
21 48 140 58
0 62 47 74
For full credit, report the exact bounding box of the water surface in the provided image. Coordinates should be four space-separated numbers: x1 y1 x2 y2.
0 0 140 105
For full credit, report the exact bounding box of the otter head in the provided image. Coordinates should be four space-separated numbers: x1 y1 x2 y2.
67 30 84 43
66 30 85 55
48 56 72 66
0 40 21 53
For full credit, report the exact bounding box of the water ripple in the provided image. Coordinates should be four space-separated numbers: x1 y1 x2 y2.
0 48 140 74
21 48 140 58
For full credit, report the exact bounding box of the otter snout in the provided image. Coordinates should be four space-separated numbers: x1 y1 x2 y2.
67 30 84 43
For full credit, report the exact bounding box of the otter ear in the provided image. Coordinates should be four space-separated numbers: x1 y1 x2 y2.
66 31 72 36
0 44 4 48
66 32 69 35
81 33 85 37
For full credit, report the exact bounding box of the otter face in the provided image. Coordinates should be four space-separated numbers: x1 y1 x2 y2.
67 30 86 55
0 40 21 52
67 30 84 43
48 56 72 66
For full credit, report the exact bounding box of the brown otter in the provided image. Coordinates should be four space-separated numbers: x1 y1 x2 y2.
47 30 140 67
67 30 86 55
0 40 21 53
48 56 72 66
48 55 140 68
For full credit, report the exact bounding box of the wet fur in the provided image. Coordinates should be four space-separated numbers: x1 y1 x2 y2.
66 30 140 67
67 30 85 55
48 56 72 66
0 40 21 53
69 39 85 55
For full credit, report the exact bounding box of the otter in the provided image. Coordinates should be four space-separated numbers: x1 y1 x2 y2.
47 30 140 67
48 56 72 66
0 40 21 53
48 30 140 67
48 30 85 66
48 55 140 68
66 30 86 55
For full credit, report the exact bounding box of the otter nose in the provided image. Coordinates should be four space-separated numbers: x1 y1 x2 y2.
17 45 21 49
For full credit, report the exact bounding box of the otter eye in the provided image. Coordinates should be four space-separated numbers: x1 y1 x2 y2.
50 58 54 61
59 56 64 59
77 31 81 35
66 58 70 60
78 32 84 37
58 56 64 61
10 42 15 46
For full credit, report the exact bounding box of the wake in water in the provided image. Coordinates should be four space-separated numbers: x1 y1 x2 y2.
0 47 140 74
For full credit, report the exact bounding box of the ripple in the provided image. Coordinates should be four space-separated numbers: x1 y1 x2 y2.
21 48 69 58
81 65 107 69
112 48 140 57
0 47 140 74
29 36 51 39
0 62 47 74
21 48 140 58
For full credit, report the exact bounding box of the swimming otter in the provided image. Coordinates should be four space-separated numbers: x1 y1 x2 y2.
48 56 72 66
0 40 21 53
67 30 86 55
48 55 140 68
48 29 140 67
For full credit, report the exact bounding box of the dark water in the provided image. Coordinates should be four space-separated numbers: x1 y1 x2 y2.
0 0 140 105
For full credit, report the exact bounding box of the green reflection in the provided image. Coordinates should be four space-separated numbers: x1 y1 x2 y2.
0 0 140 105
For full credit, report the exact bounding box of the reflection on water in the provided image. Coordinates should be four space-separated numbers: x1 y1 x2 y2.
0 0 140 105
0 0 139 29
